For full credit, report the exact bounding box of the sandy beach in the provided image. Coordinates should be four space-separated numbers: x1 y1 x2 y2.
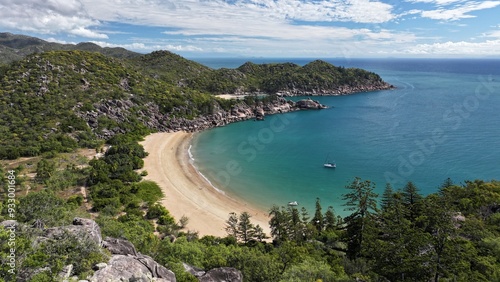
140 132 271 238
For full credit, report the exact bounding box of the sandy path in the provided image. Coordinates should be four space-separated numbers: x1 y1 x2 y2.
140 132 271 238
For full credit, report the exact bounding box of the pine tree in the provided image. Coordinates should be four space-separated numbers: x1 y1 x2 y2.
238 212 255 244
324 206 337 232
300 207 310 223
269 205 289 242
311 198 323 233
342 177 378 259
402 181 423 221
225 212 239 239
380 183 395 212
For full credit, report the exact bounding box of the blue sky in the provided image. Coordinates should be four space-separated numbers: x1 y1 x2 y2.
1 0 500 58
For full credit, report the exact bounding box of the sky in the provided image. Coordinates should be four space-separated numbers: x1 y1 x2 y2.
1 0 500 58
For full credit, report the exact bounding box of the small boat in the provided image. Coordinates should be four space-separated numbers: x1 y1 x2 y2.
288 201 298 206
323 154 336 168
324 162 336 168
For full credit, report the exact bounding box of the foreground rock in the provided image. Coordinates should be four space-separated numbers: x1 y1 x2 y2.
43 217 102 245
92 237 176 281
183 263 243 282
1 218 250 281
90 254 176 282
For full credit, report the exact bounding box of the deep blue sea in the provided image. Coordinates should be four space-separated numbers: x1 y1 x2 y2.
189 58 500 216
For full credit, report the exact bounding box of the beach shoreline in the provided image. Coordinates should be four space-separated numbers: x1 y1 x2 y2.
140 131 271 238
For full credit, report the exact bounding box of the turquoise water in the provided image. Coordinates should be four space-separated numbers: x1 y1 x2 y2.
190 59 500 216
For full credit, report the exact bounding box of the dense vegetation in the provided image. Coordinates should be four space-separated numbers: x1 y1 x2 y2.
1 126 499 281
0 50 223 159
0 33 390 161
3 33 497 281
0 32 140 64
2 138 500 281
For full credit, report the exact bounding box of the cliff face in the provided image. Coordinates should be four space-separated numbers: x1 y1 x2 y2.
75 97 327 137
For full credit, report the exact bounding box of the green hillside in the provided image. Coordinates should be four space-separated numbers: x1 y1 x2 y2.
0 32 140 65
0 33 392 160
0 50 220 159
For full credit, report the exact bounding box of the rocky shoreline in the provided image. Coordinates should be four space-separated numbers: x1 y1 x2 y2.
76 79 394 139
76 97 330 139
275 81 394 96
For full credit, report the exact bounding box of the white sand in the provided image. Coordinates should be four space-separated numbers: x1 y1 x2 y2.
140 132 271 237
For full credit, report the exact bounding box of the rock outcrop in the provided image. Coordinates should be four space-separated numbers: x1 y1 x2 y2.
43 217 102 245
75 97 327 137
1 218 177 281
183 263 243 282
0 218 251 282
276 82 394 97
90 254 176 282
102 236 138 256
199 267 243 282
92 236 177 281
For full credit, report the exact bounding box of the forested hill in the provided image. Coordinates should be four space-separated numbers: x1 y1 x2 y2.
0 50 222 159
0 32 140 64
0 32 392 96
0 33 392 159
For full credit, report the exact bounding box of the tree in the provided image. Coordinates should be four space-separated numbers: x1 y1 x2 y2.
440 177 454 190
402 181 423 221
280 258 339 282
380 183 395 212
324 206 337 232
17 190 73 227
237 212 255 244
311 198 323 233
422 194 458 282
269 205 290 242
35 159 56 184
287 206 304 242
225 212 265 244
300 207 309 223
225 212 239 239
370 190 433 281
342 177 378 259
252 224 268 242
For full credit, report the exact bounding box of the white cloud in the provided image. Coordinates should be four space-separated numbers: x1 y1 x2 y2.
90 41 203 52
402 39 500 55
80 0 396 37
71 27 108 39
45 37 77 44
405 0 500 21
481 29 500 39
0 0 107 38
246 0 396 23
405 0 466 5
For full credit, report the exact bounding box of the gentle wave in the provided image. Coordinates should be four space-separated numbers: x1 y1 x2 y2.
188 144 195 161
188 144 226 195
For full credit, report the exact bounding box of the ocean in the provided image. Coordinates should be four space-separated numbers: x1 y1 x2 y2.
189 58 500 216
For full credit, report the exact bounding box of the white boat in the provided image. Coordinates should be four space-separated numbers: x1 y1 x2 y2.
323 154 336 168
324 162 336 168
288 201 298 206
